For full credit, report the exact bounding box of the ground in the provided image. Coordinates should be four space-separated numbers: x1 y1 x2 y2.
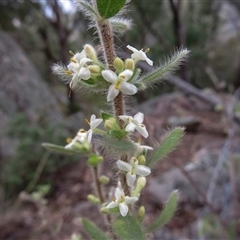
0 92 234 240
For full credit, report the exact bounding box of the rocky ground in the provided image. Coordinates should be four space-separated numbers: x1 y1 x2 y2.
1 91 239 240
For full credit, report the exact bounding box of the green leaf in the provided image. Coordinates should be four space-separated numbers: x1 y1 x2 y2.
42 143 82 154
97 0 126 19
108 129 128 139
147 190 178 232
113 215 145 240
101 112 114 121
138 49 190 90
147 127 185 167
82 218 109 240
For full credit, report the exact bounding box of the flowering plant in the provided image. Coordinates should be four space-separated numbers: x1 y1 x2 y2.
43 0 189 239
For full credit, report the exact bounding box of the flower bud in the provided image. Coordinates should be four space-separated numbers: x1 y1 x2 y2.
137 176 146 190
87 194 100 204
125 58 135 70
132 177 147 197
114 57 124 72
100 206 109 214
87 154 103 167
88 65 101 74
84 44 97 60
138 155 146 165
104 117 120 131
99 175 110 185
137 206 145 222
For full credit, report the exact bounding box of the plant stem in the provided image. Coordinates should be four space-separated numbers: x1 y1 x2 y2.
96 19 129 196
92 166 104 203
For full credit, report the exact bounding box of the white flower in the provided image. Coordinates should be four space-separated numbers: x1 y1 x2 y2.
119 112 149 138
117 157 151 187
102 69 137 102
67 50 92 89
65 129 88 149
86 114 103 142
135 142 153 155
106 185 138 216
127 45 153 66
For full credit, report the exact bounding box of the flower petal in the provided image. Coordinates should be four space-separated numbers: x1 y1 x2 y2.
134 112 144 123
125 122 136 132
118 115 132 123
136 125 148 138
146 58 153 66
126 172 136 187
135 165 151 177
117 160 131 172
70 74 79 88
106 201 119 209
120 82 138 95
119 202 129 217
102 70 118 84
115 186 125 199
124 196 138 205
107 85 119 102
119 69 133 81
79 67 90 80
87 130 92 143
127 45 137 53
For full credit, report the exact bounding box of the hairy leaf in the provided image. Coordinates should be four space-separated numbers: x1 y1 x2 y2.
147 190 178 232
82 218 109 240
147 127 185 167
138 49 190 90
113 215 145 240
97 0 126 19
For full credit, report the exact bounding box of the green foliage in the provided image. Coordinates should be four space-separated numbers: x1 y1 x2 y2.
82 218 109 240
137 49 190 90
147 190 178 233
2 114 78 199
113 215 145 240
42 143 84 154
97 0 126 19
147 127 185 167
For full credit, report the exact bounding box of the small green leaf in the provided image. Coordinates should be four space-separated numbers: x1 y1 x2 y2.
82 218 109 240
97 0 126 19
82 78 95 85
113 215 145 240
42 143 81 154
147 127 185 167
108 129 128 139
147 190 178 232
101 112 114 121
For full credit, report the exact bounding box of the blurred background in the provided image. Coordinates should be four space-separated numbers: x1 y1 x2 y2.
0 0 240 239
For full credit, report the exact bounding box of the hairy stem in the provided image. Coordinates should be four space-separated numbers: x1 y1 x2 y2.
96 19 129 196
93 166 104 203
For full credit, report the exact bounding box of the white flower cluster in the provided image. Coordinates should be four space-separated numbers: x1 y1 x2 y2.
64 44 153 102
106 112 152 217
58 44 154 217
64 112 152 217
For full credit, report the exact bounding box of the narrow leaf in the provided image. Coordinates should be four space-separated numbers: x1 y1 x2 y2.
97 0 126 19
82 218 109 240
42 143 81 154
147 127 184 167
113 215 145 240
138 49 190 90
147 190 178 232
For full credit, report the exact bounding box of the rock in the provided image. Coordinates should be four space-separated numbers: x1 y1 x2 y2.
0 30 63 161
